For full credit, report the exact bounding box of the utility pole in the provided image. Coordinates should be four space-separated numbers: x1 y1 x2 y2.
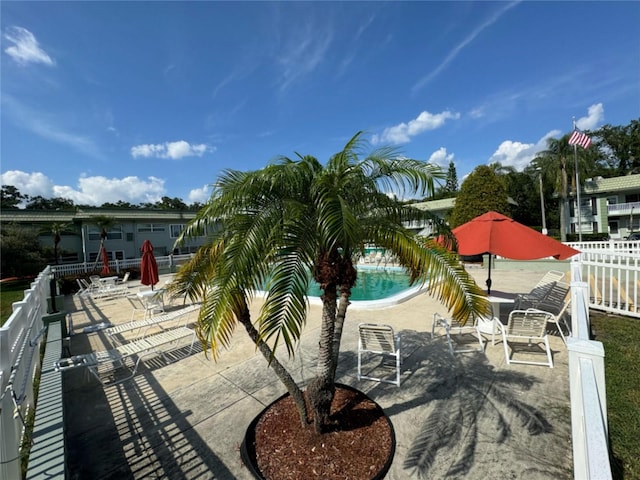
538 169 547 235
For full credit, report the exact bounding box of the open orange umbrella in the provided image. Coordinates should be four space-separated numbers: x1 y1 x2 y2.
140 240 159 289
452 211 580 293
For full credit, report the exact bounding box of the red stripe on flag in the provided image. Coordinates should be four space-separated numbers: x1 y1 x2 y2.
568 130 592 149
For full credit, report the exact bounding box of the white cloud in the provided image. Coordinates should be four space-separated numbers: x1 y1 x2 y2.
1 170 54 198
427 147 454 168
188 185 212 204
3 26 54 66
576 103 604 131
372 110 460 145
1 170 166 206
130 140 210 160
487 129 561 171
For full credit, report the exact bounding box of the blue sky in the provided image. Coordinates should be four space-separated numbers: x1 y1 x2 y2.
1 1 639 206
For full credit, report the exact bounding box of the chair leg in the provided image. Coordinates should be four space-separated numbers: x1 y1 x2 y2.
545 336 554 368
503 333 512 365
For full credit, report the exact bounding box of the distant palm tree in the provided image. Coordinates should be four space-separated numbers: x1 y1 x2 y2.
173 131 491 433
533 137 573 241
90 215 115 271
533 134 597 241
43 222 71 265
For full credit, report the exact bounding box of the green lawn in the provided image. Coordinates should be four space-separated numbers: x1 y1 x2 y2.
0 280 32 326
590 312 640 480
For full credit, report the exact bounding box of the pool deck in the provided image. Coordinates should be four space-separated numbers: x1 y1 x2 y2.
59 265 574 479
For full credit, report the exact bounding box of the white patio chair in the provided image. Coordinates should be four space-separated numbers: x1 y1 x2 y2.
499 309 554 368
357 323 402 387
126 294 164 321
431 312 484 355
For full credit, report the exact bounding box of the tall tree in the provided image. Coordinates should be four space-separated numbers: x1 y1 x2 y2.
173 132 491 434
444 161 458 194
0 185 28 209
593 120 640 174
25 196 75 210
0 223 46 277
449 165 510 228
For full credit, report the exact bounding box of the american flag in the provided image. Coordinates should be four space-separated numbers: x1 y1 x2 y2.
568 129 591 149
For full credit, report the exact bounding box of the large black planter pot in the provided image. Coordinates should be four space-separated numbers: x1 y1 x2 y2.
240 383 395 480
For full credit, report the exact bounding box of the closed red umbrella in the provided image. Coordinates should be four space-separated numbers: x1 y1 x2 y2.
100 246 110 274
140 240 159 289
451 211 580 293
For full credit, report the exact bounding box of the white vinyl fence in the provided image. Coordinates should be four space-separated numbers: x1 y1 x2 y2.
50 253 194 277
567 261 612 479
0 267 50 479
570 241 640 319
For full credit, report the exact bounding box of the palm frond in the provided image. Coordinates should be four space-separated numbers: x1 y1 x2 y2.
258 251 312 357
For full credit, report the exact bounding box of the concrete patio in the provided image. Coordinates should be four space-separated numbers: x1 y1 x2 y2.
59 266 573 479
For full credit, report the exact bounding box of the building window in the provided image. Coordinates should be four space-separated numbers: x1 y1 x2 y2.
607 196 618 205
89 250 125 262
609 221 619 234
137 223 166 233
590 198 597 215
170 224 185 238
592 221 598 233
87 225 123 241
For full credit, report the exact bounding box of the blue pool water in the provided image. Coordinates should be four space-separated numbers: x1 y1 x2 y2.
306 267 413 301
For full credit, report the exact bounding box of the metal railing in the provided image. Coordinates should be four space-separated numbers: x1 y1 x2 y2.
0 267 50 479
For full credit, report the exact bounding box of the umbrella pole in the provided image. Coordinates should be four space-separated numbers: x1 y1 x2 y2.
486 254 492 295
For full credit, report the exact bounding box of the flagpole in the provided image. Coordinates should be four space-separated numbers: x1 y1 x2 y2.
574 143 582 241
573 117 582 242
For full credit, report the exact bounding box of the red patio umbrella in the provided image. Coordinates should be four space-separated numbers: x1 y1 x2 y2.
451 211 580 294
140 240 159 289
100 246 110 275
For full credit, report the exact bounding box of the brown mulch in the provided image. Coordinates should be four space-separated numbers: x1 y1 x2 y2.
253 386 394 480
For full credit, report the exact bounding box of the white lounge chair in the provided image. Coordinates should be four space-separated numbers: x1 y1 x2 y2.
357 323 402 387
54 326 197 386
431 312 484 355
514 270 565 309
106 303 200 344
498 309 554 368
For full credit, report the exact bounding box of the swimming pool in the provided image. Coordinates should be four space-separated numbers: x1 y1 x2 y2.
306 267 412 300
258 266 427 310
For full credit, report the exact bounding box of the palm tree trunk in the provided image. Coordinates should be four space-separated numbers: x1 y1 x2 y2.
306 287 337 434
329 290 351 380
560 157 568 242
236 300 309 426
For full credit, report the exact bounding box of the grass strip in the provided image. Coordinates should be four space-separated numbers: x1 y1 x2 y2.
590 312 640 480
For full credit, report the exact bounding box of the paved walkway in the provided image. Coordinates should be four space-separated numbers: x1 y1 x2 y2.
60 265 573 479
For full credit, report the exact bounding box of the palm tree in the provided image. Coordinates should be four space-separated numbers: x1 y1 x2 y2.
90 215 115 271
533 134 597 241
40 222 71 265
533 137 573 241
173 132 491 433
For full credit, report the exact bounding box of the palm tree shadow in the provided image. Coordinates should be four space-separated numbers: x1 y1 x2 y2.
350 329 555 479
